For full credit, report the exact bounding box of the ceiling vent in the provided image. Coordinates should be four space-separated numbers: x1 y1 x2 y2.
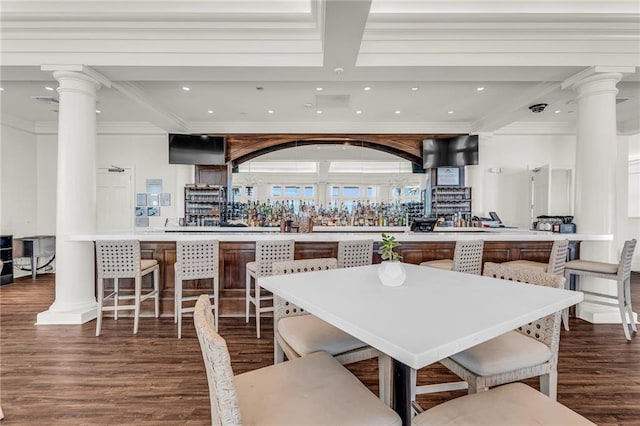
315 94 350 108
31 95 59 105
616 97 630 104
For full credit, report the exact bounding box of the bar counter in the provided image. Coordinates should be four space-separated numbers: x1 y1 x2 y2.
68 228 611 317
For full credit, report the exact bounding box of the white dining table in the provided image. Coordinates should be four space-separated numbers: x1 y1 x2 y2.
258 263 583 426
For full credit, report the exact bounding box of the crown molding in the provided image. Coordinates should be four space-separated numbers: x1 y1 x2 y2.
495 121 576 135
187 121 472 134
33 121 167 135
0 113 35 134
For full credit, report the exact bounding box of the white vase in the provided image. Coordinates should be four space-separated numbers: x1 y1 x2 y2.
377 261 407 287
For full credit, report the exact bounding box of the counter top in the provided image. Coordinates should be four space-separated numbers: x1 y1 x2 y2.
67 228 612 242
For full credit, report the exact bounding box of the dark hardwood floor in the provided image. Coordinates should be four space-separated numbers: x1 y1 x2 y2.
1 273 639 425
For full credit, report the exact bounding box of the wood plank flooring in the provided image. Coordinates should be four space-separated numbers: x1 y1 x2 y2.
1 273 639 425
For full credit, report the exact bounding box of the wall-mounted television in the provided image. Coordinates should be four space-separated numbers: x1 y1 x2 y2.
422 135 478 168
168 134 226 165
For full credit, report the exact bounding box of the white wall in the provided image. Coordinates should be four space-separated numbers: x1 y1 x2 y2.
616 133 640 269
1 124 38 237
467 133 576 228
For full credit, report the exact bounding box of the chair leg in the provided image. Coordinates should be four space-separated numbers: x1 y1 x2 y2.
467 379 487 394
113 278 119 321
153 268 160 318
274 338 285 364
96 278 104 336
624 277 637 334
540 371 557 401
617 278 632 341
378 354 391 406
255 281 261 338
245 269 251 323
174 275 179 324
134 277 141 335
562 271 572 331
177 278 183 339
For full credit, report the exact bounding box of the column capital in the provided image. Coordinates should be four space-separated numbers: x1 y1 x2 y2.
561 66 634 91
52 70 102 97
41 64 112 88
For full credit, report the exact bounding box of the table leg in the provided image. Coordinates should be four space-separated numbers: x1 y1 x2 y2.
30 255 36 280
392 359 411 426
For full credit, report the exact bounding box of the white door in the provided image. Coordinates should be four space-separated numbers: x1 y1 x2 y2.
549 169 572 215
531 165 551 223
97 167 133 231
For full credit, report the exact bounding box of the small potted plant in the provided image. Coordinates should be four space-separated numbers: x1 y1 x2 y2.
377 233 406 287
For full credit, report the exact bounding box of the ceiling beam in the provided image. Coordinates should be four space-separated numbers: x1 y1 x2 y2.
111 81 188 133
322 0 372 70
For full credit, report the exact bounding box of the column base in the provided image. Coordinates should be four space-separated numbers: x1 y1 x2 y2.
36 303 97 325
576 301 638 324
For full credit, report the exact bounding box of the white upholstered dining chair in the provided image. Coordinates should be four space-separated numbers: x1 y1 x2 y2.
337 239 374 268
271 258 391 406
193 295 401 426
245 240 295 338
436 263 565 400
420 240 484 274
564 239 637 340
174 239 219 338
95 240 160 336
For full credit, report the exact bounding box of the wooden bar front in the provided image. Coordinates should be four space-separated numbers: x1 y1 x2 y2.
137 240 579 318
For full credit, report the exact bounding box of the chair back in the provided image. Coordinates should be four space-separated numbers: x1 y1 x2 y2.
176 240 219 281
255 240 295 277
619 239 637 281
95 240 141 279
337 240 373 268
194 295 242 426
548 239 569 276
453 240 484 274
271 258 338 334
483 262 565 368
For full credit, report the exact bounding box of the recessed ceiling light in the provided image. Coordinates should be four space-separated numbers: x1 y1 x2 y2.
448 110 454 114
267 110 274 114
304 102 313 108
207 110 214 114
364 87 371 91
355 110 362 114
0 87 4 91
45 86 54 91
554 110 561 114
394 110 401 114
95 110 101 114
182 86 190 91
316 110 323 114
476 87 485 91
316 87 323 91
411 87 419 91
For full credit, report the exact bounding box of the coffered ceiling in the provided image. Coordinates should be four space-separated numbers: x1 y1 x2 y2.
1 0 638 134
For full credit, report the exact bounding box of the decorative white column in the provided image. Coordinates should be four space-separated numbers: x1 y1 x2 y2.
36 70 102 324
563 67 635 323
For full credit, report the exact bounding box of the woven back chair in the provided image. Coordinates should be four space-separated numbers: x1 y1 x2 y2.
337 240 373 268
439 262 565 400
548 239 570 276
95 240 160 336
564 239 637 340
175 240 219 338
271 257 391 406
420 240 484 275
194 295 242 426
452 240 485 274
245 239 295 338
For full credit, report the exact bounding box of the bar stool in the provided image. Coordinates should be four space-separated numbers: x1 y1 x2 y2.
420 240 484 275
564 239 637 340
245 240 294 338
337 239 373 268
95 240 160 336
174 240 219 339
502 239 569 275
502 239 570 330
